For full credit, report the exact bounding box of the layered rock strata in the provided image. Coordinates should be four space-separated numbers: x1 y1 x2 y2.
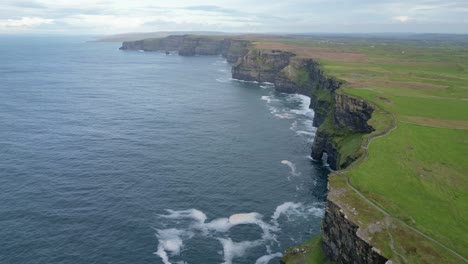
322 200 389 264
120 35 249 64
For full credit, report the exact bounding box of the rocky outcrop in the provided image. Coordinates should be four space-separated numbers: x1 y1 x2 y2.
322 200 388 264
119 35 249 64
310 130 339 169
119 40 144 50
334 93 374 133
232 49 295 82
222 39 250 63
310 93 375 170
120 35 185 51
179 37 225 56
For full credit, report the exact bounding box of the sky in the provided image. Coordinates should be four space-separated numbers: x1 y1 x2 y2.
1 0 467 35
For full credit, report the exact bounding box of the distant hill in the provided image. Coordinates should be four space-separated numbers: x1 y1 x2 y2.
95 31 230 42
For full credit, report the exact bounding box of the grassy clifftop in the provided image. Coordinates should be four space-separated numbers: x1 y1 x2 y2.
266 36 468 263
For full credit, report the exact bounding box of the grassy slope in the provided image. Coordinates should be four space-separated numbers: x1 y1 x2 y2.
324 42 468 259
282 236 332 264
267 36 468 262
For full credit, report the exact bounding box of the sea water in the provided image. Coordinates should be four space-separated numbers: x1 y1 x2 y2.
0 36 329 264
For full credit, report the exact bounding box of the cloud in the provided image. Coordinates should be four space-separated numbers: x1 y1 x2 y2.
62 15 145 31
393 15 410 23
0 0 467 34
0 17 54 27
11 1 46 9
183 5 244 15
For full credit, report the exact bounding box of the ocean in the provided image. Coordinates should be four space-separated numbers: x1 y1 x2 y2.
0 36 329 264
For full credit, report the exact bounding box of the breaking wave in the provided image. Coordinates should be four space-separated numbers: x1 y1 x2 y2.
259 91 317 143
255 252 283 264
155 202 324 263
281 160 300 176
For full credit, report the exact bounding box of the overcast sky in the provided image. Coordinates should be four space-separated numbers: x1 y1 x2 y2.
1 0 467 34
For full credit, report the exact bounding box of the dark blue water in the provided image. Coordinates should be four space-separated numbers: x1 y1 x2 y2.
0 36 329 264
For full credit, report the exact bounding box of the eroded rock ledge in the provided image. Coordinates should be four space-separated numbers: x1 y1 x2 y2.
120 36 386 263
323 200 388 263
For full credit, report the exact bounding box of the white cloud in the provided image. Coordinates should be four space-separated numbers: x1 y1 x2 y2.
0 17 54 27
0 0 467 33
63 15 146 31
393 15 410 23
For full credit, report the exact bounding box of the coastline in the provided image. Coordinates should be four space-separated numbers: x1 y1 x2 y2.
118 35 385 263
117 35 467 263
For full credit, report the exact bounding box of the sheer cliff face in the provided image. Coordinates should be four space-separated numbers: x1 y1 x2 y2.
179 38 226 56
232 47 385 263
230 49 373 170
311 93 375 170
120 35 185 51
231 49 295 83
334 93 374 133
323 200 389 264
223 40 250 64
119 36 249 64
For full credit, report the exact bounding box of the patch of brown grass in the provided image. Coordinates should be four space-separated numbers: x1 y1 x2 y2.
345 78 448 90
254 41 368 62
366 80 448 89
375 96 394 105
400 116 468 130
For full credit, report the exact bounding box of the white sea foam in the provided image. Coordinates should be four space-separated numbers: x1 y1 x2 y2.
156 202 322 263
272 202 302 222
160 209 207 224
155 228 193 264
260 95 274 103
216 77 230 83
201 212 262 232
274 113 295 119
229 212 261 225
281 160 300 176
268 106 279 114
218 238 263 264
202 217 231 232
290 120 298 131
272 202 325 223
254 252 283 264
201 212 278 241
230 78 259 84
260 85 271 89
287 94 314 118
295 130 315 136
308 206 325 218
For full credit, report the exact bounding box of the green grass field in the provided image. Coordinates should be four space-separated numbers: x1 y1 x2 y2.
272 36 468 263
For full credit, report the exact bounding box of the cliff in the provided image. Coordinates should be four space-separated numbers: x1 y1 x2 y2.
232 49 295 83
119 37 386 263
120 35 249 64
231 48 372 170
120 35 185 51
231 46 385 263
322 200 388 264
311 92 374 170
